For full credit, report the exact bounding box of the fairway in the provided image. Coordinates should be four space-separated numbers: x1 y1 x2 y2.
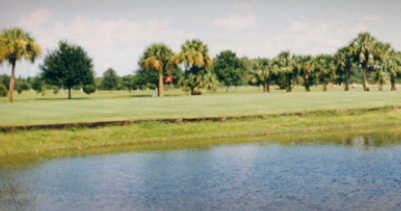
1 86 401 126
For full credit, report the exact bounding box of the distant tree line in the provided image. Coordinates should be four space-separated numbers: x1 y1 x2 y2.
2 27 401 102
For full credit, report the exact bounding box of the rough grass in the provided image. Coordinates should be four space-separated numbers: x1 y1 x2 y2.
1 86 401 126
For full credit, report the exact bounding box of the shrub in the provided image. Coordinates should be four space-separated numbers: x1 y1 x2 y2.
0 83 7 97
83 84 96 94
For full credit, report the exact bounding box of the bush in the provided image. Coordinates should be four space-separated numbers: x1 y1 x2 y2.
83 84 96 94
0 83 7 97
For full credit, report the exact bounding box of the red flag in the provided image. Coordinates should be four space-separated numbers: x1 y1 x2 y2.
165 75 173 83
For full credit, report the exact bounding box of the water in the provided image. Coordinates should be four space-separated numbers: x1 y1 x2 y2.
1 135 401 210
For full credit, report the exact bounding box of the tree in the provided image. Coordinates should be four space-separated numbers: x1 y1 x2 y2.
139 43 175 97
173 39 214 95
335 47 354 91
248 58 277 92
275 51 295 92
132 67 183 90
120 75 135 91
100 68 119 90
314 54 336 91
293 55 315 92
213 50 246 89
390 52 401 90
40 41 95 99
350 32 378 91
373 42 401 91
0 74 10 91
0 28 41 103
0 82 6 97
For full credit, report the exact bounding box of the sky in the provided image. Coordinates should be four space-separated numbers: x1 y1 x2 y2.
0 0 401 77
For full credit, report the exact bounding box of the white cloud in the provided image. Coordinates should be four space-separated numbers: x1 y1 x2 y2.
19 9 53 27
11 9 195 76
214 15 257 31
360 14 381 22
232 2 253 12
263 20 370 57
213 1 257 31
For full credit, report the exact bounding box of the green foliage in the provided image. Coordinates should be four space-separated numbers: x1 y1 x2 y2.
175 39 216 95
248 58 277 92
0 83 7 97
139 43 176 96
83 84 96 95
293 55 315 91
0 28 41 102
132 67 183 90
213 50 246 87
0 28 42 64
275 51 296 92
31 76 44 94
40 41 95 99
15 78 31 94
314 54 336 91
120 75 135 91
0 74 10 89
100 68 119 90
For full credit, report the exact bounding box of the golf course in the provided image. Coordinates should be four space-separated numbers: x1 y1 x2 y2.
2 86 401 157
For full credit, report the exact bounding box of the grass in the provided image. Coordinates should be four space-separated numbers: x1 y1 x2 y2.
2 85 401 126
2 106 401 158
2 85 401 167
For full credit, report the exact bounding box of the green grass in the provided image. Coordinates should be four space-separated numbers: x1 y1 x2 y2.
1 107 401 158
1 85 401 126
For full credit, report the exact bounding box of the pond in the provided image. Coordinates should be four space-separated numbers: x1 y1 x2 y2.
1 132 401 211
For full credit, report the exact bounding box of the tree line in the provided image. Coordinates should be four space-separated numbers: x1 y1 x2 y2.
1 27 401 102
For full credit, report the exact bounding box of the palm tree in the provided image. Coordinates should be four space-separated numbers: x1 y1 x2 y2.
372 42 391 91
173 39 213 95
350 32 378 91
275 51 295 92
248 58 277 93
315 54 336 91
139 43 175 97
335 47 354 91
390 52 401 90
294 55 315 92
0 28 41 103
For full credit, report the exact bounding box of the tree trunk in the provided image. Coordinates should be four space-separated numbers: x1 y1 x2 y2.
304 74 310 92
379 81 383 91
263 80 270 93
158 70 164 97
344 70 350 91
362 68 369 91
286 74 291 92
390 75 396 91
323 76 328 92
7 61 16 103
68 88 72 99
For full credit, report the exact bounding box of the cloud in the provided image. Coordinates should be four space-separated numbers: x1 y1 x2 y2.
264 20 369 56
12 10 195 76
19 9 53 27
232 2 253 12
213 1 257 31
360 14 381 22
214 14 257 31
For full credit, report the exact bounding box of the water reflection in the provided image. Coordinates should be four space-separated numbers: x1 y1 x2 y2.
1 129 401 210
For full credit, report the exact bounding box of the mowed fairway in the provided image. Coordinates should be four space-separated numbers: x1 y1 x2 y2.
1 86 401 126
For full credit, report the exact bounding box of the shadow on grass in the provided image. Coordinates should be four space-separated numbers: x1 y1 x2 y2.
33 97 91 101
129 94 182 98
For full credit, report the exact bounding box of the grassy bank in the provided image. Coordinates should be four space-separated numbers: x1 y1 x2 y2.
1 106 401 158
2 86 401 126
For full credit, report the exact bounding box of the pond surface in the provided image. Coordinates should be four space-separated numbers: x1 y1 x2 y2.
1 135 401 211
